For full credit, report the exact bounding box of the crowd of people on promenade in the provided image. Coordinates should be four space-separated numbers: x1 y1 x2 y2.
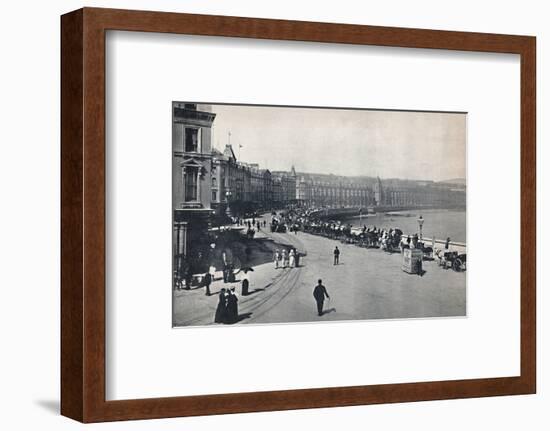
273 247 301 269
266 207 445 256
174 205 467 326
178 205 454 284
229 215 267 239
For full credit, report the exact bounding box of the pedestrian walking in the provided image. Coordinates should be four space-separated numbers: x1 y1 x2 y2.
333 246 340 265
241 269 250 296
274 249 281 269
282 249 289 268
289 249 295 268
226 288 239 324
227 264 236 282
222 250 228 283
257 221 261 231
203 271 212 296
313 279 330 316
214 288 227 323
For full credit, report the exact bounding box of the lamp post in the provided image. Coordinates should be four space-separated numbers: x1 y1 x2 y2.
417 215 424 240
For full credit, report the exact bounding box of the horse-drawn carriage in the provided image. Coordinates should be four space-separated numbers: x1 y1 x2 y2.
417 241 434 260
270 219 287 233
381 228 403 253
436 250 467 271
360 229 380 248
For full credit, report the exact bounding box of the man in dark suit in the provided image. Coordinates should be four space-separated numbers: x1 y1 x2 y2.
313 279 330 316
203 271 212 296
333 246 340 265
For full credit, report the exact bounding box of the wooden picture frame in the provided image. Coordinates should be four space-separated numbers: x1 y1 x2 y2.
61 7 536 422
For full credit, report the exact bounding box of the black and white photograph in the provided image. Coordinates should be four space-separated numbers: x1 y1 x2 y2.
172 102 467 327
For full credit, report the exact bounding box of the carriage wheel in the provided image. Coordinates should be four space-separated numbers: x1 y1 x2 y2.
452 258 462 272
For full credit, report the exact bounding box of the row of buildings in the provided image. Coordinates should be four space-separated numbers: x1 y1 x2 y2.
172 103 466 256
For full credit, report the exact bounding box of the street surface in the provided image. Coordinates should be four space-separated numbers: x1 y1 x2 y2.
173 214 466 327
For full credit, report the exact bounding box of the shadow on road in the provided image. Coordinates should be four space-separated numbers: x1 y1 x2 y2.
322 308 337 315
236 312 253 322
244 288 265 296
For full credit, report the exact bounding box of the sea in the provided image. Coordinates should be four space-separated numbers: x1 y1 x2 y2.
339 208 467 244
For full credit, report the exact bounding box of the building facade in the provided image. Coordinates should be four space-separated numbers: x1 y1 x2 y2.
172 102 466 246
295 173 375 209
204 147 467 215
210 145 275 217
376 178 466 209
271 168 297 206
172 103 216 213
172 102 217 271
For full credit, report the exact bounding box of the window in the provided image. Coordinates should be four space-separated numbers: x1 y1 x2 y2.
183 103 197 110
212 177 217 187
184 128 200 153
184 167 198 202
212 190 217 201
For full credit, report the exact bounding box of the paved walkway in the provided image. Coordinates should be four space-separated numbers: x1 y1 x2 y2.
173 214 466 327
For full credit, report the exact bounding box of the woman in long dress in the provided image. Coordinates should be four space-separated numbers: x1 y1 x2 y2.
282 249 289 268
274 249 280 269
226 288 239 324
241 269 250 296
214 288 227 323
289 249 295 268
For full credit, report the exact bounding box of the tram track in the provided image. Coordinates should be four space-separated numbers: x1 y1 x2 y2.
176 215 309 327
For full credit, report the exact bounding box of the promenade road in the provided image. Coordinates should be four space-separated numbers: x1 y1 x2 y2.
173 216 466 327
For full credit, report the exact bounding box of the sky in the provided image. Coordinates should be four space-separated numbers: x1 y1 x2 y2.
206 103 466 182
